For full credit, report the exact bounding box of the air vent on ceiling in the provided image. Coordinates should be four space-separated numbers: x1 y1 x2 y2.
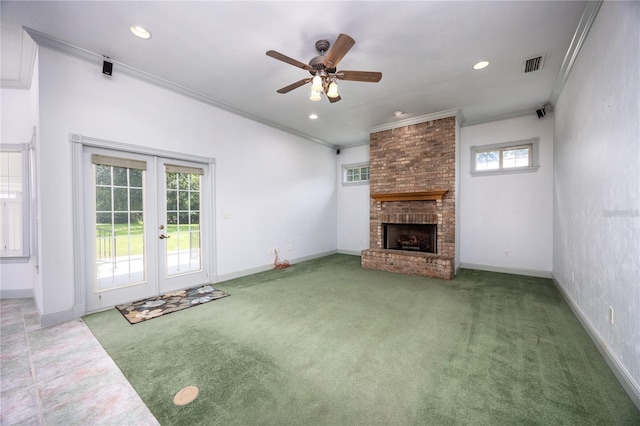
522 54 545 73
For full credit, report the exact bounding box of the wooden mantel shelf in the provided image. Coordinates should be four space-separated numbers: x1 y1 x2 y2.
371 190 448 202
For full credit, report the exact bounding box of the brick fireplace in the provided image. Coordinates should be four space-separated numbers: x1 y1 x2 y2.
361 115 456 280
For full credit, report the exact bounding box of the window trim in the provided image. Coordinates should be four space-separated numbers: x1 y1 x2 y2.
341 162 370 187
0 143 31 261
470 137 540 177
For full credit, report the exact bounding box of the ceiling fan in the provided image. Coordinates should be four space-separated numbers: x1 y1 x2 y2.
266 34 382 103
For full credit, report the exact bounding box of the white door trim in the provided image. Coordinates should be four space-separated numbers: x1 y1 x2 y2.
70 133 216 318
156 156 211 293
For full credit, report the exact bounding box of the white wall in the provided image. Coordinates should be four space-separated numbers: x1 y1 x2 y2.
36 47 337 323
553 1 640 402
459 114 554 276
1 90 32 140
336 144 370 255
0 53 39 300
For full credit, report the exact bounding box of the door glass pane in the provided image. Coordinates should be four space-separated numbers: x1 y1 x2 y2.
165 171 201 276
95 164 145 291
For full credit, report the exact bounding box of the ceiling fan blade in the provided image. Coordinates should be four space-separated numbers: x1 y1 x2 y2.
266 50 315 72
277 78 312 94
327 94 342 103
336 70 383 83
323 34 355 69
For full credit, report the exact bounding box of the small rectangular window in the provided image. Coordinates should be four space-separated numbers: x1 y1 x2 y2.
342 162 370 186
470 138 539 177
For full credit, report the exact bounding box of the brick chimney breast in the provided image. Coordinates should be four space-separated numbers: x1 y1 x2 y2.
362 116 456 280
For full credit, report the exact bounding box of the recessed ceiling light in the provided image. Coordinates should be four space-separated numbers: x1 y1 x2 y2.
130 25 151 39
394 110 405 117
473 61 490 70
309 114 318 120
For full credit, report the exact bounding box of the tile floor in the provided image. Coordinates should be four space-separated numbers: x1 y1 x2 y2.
0 298 159 425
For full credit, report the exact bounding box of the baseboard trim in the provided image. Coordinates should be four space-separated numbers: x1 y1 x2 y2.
459 263 552 279
216 250 338 283
336 249 363 256
552 274 640 412
41 308 75 328
74 303 86 320
0 289 34 299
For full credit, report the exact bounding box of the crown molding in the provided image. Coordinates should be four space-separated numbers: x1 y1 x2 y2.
550 0 603 104
368 108 463 134
1 29 37 89
23 28 337 149
462 107 548 127
336 139 370 150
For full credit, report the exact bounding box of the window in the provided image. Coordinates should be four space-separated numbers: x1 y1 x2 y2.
0 144 30 259
342 162 370 186
470 137 540 176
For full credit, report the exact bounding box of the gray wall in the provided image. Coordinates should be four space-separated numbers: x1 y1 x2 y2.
553 1 639 400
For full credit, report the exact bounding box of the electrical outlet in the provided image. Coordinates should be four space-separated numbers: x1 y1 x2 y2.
608 306 614 325
268 247 274 254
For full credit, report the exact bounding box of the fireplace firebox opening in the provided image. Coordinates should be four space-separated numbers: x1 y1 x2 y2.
383 223 437 253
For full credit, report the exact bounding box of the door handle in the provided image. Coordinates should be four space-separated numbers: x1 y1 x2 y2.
159 234 171 239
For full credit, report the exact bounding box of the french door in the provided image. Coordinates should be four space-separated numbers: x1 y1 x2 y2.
83 147 210 312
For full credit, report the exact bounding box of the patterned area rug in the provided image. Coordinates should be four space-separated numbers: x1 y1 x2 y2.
116 285 230 324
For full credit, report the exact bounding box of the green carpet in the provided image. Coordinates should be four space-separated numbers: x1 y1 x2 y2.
83 254 639 425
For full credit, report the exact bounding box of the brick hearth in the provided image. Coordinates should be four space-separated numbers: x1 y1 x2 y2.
361 116 456 280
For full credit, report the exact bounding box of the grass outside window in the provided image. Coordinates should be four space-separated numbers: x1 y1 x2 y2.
96 223 200 257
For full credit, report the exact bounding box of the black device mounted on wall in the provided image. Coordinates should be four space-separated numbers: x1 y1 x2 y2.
102 60 113 76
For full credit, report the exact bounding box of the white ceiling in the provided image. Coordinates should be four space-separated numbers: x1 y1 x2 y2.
1 1 591 148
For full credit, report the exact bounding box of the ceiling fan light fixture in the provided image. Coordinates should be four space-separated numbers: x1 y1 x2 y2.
311 74 323 92
327 81 339 98
309 90 322 102
130 25 151 39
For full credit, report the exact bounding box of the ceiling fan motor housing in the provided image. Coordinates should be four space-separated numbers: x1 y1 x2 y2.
309 40 337 74
309 56 325 71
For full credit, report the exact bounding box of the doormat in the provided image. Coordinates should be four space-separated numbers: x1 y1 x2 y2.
116 285 230 324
